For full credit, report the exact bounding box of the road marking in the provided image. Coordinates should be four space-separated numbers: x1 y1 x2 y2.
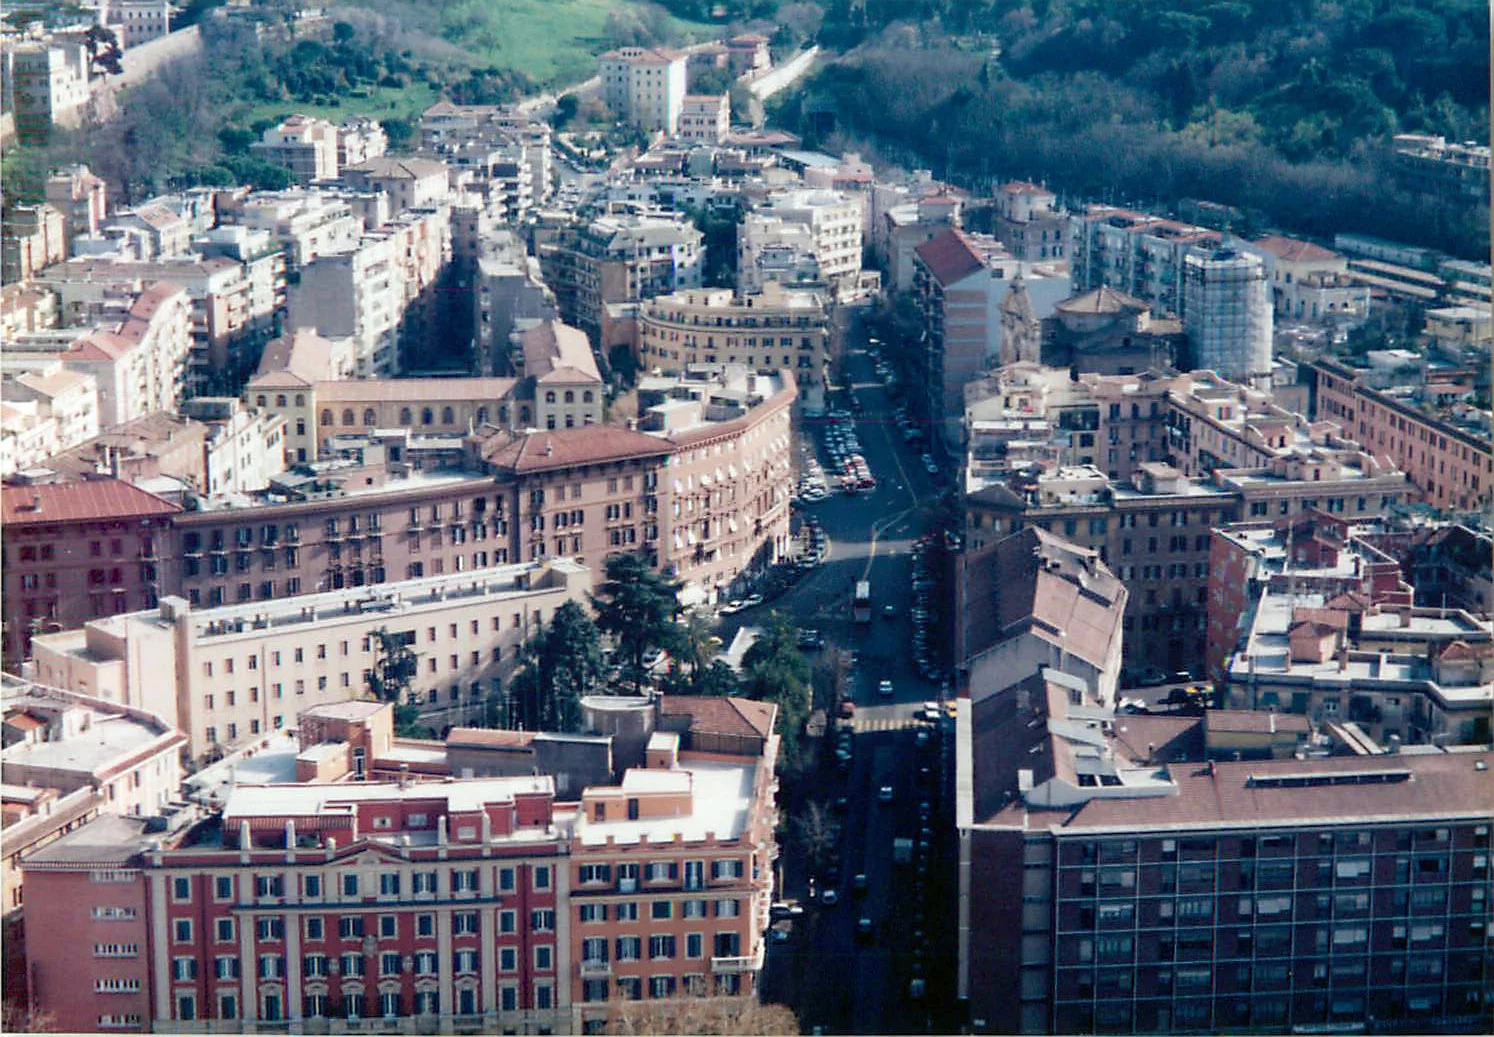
851 717 927 733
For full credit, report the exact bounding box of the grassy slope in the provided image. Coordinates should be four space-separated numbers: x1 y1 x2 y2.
244 82 439 129
384 0 717 85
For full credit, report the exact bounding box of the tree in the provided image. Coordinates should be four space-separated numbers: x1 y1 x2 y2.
696 659 741 697
591 553 683 694
367 627 418 704
607 995 800 1036
510 600 604 731
741 611 812 750
791 799 838 875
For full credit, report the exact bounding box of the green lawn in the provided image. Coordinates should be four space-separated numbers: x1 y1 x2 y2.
414 0 717 85
242 82 439 130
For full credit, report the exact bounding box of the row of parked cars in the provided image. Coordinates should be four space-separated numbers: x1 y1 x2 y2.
822 414 877 493
908 537 943 683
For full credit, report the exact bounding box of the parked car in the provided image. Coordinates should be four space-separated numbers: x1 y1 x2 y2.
878 679 895 698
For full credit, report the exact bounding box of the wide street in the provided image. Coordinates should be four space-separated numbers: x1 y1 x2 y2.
718 327 961 1034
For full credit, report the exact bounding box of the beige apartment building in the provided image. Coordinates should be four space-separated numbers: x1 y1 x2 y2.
54 281 193 428
638 284 829 383
5 44 91 142
27 559 592 760
248 376 519 464
515 320 605 432
251 115 341 183
677 94 729 144
598 47 688 134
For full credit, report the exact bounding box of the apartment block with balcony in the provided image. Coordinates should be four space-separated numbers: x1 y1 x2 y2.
27 558 591 759
956 665 1494 1035
638 284 829 387
4 43 91 142
250 115 342 183
677 94 729 145
1391 134 1491 204
740 190 863 290
1 478 178 667
1068 205 1221 317
990 181 1067 263
598 48 688 134
0 359 99 475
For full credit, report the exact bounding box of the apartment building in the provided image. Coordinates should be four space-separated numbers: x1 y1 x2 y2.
538 215 703 340
638 284 830 383
43 162 107 247
36 255 282 392
0 478 178 667
419 101 554 205
677 94 729 145
954 525 1127 709
100 0 172 48
342 157 451 213
1 202 67 283
1312 357 1492 515
288 235 405 377
477 248 558 376
1391 133 1491 203
0 359 100 475
1213 519 1492 747
248 376 517 463
955 665 1494 1035
27 559 591 757
4 43 91 142
912 228 1071 449
250 115 341 183
19 689 777 1034
218 188 364 270
1240 235 1369 325
598 47 688 134
481 366 795 603
1069 205 1221 316
740 190 863 288
990 181 1067 263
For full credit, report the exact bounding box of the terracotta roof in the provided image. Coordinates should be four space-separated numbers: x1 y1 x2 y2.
1 478 179 525
520 320 601 385
344 156 448 181
4 713 45 732
482 426 670 474
1055 285 1148 315
960 526 1126 671
1253 234 1341 265
315 378 518 403
913 228 989 287
659 695 775 740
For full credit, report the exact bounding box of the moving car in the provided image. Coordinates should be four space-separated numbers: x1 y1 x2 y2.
878 785 895 803
878 679 894 698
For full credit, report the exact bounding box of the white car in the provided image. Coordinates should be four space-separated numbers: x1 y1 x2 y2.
718 600 744 615
878 679 894 698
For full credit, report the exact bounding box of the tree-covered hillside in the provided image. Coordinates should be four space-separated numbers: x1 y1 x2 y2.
774 0 1489 257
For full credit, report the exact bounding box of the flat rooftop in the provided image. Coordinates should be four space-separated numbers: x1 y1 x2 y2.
575 759 756 846
223 774 555 821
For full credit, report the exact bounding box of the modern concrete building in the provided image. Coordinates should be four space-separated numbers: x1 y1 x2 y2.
27 559 592 757
251 115 341 183
3 43 92 142
598 47 688 134
1069 205 1221 316
740 190 863 290
955 664 1494 1035
1182 247 1273 388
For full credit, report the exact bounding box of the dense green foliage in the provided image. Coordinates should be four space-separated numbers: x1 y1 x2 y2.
739 612 812 763
591 553 684 694
507 601 605 732
779 0 1488 258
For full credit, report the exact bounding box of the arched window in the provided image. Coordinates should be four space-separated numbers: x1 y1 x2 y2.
441 406 455 424
342 409 355 426
295 394 305 406
275 395 287 407
545 391 556 404
421 408 434 426
476 407 489 425
399 408 413 425
321 409 334 426
583 391 594 403
256 395 268 407
363 409 376 426
563 391 574 404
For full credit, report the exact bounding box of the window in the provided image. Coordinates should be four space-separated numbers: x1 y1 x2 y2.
579 903 608 924
258 954 283 979
416 951 438 975
216 918 236 942
303 874 322 899
172 877 191 902
500 947 518 972
531 909 556 932
417 914 435 937
340 952 364 977
341 873 359 897
616 936 642 962
338 916 364 939
257 917 285 940
453 911 478 935
172 956 198 981
215 956 240 979
380 952 402 976
651 900 674 920
534 945 553 970
173 918 193 943
687 932 703 958
379 915 398 938
649 934 676 960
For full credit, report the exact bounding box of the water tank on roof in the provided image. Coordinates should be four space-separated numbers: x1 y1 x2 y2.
581 694 656 771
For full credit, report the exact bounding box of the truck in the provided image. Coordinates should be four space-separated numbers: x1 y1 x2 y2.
893 837 914 865
852 580 872 623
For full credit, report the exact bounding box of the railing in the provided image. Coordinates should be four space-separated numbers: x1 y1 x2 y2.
579 960 612 978
709 945 764 973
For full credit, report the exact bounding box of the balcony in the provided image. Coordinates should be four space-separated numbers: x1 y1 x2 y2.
710 946 764 974
579 960 612 979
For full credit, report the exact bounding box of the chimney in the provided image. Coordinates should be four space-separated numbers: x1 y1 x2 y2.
399 763 411 789
30 493 42 513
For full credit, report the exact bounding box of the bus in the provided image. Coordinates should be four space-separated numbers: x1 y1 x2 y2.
853 580 872 624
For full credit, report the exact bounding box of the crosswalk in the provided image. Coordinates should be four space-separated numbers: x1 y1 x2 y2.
849 717 928 733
